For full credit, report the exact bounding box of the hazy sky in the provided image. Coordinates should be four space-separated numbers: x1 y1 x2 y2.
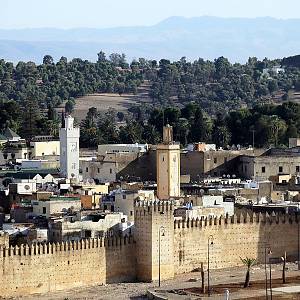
1 0 300 29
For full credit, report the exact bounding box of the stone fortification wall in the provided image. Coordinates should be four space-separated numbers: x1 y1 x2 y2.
135 201 174 282
0 236 135 298
174 213 298 274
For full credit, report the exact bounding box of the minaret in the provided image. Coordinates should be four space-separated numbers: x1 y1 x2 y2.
156 124 180 200
59 115 80 180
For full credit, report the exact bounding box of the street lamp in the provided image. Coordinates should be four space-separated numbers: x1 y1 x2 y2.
158 226 165 287
207 235 214 296
269 250 273 300
297 203 300 271
264 245 272 300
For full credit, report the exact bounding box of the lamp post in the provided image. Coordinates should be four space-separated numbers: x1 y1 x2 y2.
207 235 214 296
269 255 273 300
158 226 165 287
297 203 300 271
264 245 272 300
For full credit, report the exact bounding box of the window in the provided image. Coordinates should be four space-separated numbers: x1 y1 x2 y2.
130 211 133 216
214 157 217 164
279 166 283 173
86 167 89 172
296 166 300 173
262 166 265 173
110 168 112 174
72 163 76 170
42 207 46 214
97 168 100 173
123 194 126 200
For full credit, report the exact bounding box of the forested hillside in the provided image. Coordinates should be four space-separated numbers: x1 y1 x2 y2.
80 101 300 149
1 52 300 147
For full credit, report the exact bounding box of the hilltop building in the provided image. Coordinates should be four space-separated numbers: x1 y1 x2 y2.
59 115 80 180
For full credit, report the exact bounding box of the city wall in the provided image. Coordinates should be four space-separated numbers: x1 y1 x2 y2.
1 205 300 298
173 213 298 274
0 236 136 298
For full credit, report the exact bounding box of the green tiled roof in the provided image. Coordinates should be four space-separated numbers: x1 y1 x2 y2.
49 196 80 201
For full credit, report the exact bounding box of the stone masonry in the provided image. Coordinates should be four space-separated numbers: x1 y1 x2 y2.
0 202 299 297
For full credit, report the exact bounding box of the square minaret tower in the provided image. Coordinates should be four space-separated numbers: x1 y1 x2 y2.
59 115 80 180
156 124 180 200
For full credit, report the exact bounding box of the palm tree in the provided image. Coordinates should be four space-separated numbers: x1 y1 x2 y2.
240 257 256 288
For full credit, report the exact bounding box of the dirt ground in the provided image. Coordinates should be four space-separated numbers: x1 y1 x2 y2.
7 263 300 300
56 82 152 122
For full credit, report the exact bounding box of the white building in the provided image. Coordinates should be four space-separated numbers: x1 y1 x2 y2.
201 195 234 216
114 189 155 221
98 143 148 156
263 66 285 76
30 140 60 157
59 115 80 180
20 159 59 170
49 212 132 242
32 196 81 218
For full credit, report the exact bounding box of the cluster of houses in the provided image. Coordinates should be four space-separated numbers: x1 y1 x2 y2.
1 115 300 248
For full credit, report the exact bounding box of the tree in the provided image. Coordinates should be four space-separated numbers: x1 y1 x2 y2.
97 51 106 63
119 121 143 144
189 107 208 142
117 112 125 122
65 100 75 114
212 114 231 148
0 100 21 132
20 96 41 139
240 257 256 288
142 124 160 144
43 55 54 65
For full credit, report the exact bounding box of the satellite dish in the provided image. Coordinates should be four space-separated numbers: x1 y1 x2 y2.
200 189 205 196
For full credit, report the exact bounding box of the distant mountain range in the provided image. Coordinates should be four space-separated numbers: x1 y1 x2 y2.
1 16 300 63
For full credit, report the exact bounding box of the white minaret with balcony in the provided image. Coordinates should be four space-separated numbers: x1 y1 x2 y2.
59 115 80 180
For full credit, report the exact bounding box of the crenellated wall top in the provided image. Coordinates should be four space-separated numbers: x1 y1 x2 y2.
0 235 134 258
174 212 298 229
